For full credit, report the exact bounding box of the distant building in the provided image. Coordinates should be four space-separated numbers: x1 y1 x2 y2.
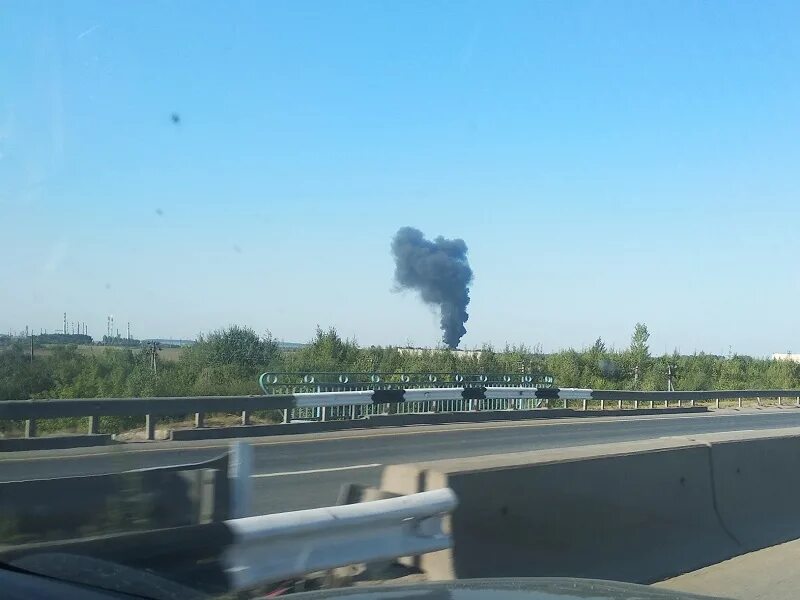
276 341 307 351
396 346 484 359
142 338 196 348
772 353 800 363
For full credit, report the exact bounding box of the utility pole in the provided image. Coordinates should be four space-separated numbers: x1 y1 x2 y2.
667 364 676 392
30 332 34 363
147 341 161 375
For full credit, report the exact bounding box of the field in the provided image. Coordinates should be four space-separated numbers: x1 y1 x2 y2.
25 344 187 362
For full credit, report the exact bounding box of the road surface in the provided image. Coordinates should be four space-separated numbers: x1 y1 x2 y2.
2 408 800 515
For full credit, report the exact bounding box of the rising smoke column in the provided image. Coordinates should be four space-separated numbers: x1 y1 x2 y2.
391 227 474 349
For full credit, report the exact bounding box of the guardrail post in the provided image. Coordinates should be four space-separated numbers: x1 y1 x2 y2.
195 412 205 428
199 469 223 523
738 397 742 408
582 398 587 411
562 398 567 409
283 409 291 424
677 399 682 408
778 396 782 406
229 441 254 518
634 399 639 409
617 399 622 409
664 399 668 408
25 419 37 438
715 398 720 409
88 415 99 434
145 414 155 440
690 399 694 407
320 407 327 421
599 398 605 410
797 396 799 407
241 411 250 426
649 400 654 409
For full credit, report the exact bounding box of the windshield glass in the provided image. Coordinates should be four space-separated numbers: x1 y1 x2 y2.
2 2 799 599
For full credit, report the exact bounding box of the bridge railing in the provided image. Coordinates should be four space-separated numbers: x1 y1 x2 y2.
2 383 799 441
257 371 554 422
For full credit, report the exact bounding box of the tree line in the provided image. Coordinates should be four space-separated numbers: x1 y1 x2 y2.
2 323 799 405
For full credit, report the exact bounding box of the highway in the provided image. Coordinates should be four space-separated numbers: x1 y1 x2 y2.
2 408 800 515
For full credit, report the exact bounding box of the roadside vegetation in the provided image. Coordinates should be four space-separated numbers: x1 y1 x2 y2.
2 323 799 436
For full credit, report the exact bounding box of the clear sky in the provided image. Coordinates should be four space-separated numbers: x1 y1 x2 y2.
2 1 800 356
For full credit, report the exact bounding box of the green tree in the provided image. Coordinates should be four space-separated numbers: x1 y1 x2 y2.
182 326 278 375
629 323 651 365
591 337 606 355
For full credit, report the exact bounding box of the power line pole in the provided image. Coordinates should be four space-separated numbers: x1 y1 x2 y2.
147 341 161 375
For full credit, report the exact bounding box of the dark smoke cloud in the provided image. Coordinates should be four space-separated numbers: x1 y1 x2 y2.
391 227 473 349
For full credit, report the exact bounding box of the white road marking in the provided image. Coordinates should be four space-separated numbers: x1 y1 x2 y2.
252 463 381 478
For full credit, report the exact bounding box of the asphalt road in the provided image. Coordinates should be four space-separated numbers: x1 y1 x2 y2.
3 408 800 515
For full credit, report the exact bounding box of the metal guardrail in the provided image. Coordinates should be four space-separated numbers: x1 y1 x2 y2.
223 487 456 590
2 488 456 594
3 383 800 441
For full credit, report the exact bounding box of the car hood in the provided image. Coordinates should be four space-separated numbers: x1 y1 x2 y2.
289 578 724 600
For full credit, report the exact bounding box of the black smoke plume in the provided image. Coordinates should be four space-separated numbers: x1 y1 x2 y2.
391 227 474 349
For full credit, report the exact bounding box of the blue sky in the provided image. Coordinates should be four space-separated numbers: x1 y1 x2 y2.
2 1 800 355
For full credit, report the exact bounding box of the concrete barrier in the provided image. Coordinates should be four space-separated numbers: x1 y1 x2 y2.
170 406 708 441
376 428 800 583
705 428 800 550
0 434 112 452
381 438 741 583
